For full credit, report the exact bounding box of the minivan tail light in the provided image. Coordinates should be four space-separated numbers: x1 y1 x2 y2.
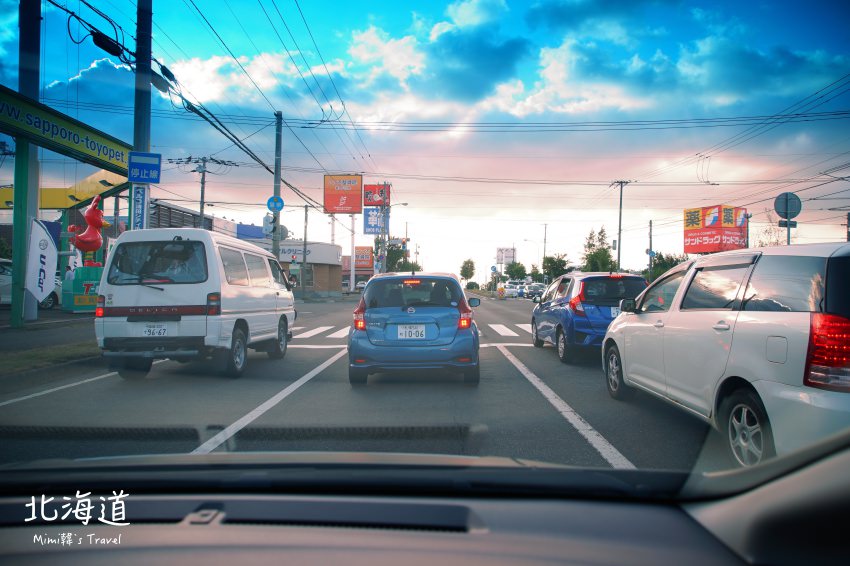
206 292 221 316
568 282 586 317
353 297 367 331
805 313 850 392
458 302 473 330
95 295 105 318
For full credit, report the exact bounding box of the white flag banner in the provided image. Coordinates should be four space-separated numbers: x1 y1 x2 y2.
25 219 57 302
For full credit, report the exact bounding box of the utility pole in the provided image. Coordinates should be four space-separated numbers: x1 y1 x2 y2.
612 180 630 271
130 0 152 232
846 212 849 242
10 0 41 327
272 111 282 259
302 205 309 298
350 214 355 292
167 156 238 228
542 223 548 283
745 212 753 247
648 220 653 280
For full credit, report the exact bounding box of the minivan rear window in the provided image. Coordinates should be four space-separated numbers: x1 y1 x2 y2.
364 278 463 309
580 276 647 306
742 255 826 313
107 241 207 285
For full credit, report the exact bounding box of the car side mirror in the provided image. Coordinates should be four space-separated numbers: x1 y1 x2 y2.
468 297 481 307
533 296 541 303
619 298 636 313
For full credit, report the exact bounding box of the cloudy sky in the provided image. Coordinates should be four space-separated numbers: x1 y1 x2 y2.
1 0 849 279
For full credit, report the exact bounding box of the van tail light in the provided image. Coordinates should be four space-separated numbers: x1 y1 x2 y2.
805 313 850 392
206 292 221 316
458 301 473 330
353 297 367 331
95 295 105 318
568 282 586 317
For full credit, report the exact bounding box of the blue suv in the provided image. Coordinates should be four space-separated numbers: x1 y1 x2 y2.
531 272 647 363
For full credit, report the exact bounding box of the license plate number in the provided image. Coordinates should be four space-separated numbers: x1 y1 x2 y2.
143 324 167 337
397 324 425 339
610 307 621 317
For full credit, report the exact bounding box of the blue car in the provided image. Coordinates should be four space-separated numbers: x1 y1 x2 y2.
531 272 647 363
348 273 481 386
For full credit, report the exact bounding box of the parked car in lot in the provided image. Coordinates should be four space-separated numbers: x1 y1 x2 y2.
603 243 850 467
95 228 296 380
355 280 367 291
531 272 648 363
348 272 481 386
503 283 518 298
1 258 62 309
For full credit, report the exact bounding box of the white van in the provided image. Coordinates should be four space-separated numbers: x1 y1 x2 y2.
95 228 296 380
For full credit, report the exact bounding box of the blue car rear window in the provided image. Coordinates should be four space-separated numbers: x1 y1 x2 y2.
581 277 647 306
364 278 462 309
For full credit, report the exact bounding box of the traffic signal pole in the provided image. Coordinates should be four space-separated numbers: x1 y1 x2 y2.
272 111 282 260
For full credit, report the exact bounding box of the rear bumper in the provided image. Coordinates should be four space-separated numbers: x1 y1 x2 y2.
101 337 213 360
348 330 479 373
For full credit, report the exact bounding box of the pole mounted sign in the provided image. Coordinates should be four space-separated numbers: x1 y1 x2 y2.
323 174 363 214
127 151 161 184
267 195 284 213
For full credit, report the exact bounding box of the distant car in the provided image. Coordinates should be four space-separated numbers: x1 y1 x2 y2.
603 243 850 467
526 283 546 300
517 285 527 298
531 272 647 363
355 280 367 291
503 284 518 298
348 273 481 386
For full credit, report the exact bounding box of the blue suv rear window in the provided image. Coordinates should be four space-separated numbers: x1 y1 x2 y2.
581 276 647 305
364 278 462 309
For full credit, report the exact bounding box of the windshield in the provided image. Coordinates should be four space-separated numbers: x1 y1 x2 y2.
2 0 850 525
107 241 208 285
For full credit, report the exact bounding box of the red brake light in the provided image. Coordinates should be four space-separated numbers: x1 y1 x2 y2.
95 295 105 318
805 313 850 392
568 281 586 317
353 297 367 331
458 301 473 329
609 273 624 279
403 279 421 286
206 292 221 316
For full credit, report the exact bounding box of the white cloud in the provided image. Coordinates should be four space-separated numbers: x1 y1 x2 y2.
447 0 508 27
348 26 424 86
429 21 456 41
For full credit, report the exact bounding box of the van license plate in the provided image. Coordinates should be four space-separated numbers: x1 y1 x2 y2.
398 324 425 339
143 324 167 337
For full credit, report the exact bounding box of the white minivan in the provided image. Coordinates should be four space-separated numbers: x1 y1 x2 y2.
95 228 296 380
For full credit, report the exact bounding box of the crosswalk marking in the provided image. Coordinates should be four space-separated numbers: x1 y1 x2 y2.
294 325 335 339
326 327 350 339
488 324 519 337
292 326 305 331
515 324 532 334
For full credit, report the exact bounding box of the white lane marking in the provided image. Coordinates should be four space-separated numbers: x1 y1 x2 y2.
516 324 532 334
0 360 167 408
290 344 348 349
488 324 519 337
495 345 635 470
480 343 533 348
294 326 334 339
192 348 347 454
326 327 351 339
292 326 305 331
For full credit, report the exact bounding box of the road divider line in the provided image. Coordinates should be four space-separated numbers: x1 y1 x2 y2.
326 327 351 339
192 348 348 455
0 360 167 408
294 326 335 339
290 344 348 349
495 345 635 470
516 324 532 334
488 324 519 337
480 343 533 348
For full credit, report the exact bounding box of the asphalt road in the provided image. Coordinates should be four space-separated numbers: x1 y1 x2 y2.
0 296 728 472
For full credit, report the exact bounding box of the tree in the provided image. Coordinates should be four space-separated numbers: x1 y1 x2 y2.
581 226 616 272
396 260 422 272
643 252 689 281
756 209 792 247
529 264 543 282
465 281 479 290
505 261 527 280
460 259 475 282
542 254 568 280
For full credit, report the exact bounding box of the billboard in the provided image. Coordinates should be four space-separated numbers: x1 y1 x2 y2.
496 247 516 264
684 204 748 253
323 174 363 214
363 206 389 235
354 246 374 269
364 183 390 206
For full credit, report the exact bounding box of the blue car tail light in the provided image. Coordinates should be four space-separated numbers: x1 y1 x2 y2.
353 296 367 331
568 281 586 317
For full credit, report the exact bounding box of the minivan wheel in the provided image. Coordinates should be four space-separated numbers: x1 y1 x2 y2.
605 345 632 400
349 368 367 386
720 389 775 468
115 358 152 381
556 328 571 364
225 328 248 378
39 292 57 310
267 318 288 359
531 321 543 348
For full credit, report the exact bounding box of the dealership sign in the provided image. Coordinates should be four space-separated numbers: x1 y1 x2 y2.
354 246 374 269
25 219 57 302
683 204 748 253
323 174 363 214
363 207 389 235
364 183 390 206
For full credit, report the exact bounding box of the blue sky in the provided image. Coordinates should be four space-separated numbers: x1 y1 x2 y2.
1 0 850 276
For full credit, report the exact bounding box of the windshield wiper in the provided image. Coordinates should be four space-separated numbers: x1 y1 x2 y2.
122 274 167 291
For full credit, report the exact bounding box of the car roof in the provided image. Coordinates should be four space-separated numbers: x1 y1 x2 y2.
372 271 461 282
114 228 274 258
703 242 850 260
558 271 645 279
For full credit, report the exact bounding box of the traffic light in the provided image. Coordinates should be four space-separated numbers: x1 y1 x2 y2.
262 214 275 235
401 238 407 251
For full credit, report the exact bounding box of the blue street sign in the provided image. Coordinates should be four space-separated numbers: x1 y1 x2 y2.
267 195 284 213
491 265 497 272
128 152 162 184
364 207 389 235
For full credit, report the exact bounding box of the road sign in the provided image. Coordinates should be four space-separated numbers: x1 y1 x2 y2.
491 265 497 272
778 220 798 228
267 195 284 213
774 192 802 219
128 152 161 184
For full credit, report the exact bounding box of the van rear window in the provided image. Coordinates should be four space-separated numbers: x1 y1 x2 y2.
107 241 208 285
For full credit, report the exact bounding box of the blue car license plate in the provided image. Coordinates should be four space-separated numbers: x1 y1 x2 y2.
397 324 426 339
